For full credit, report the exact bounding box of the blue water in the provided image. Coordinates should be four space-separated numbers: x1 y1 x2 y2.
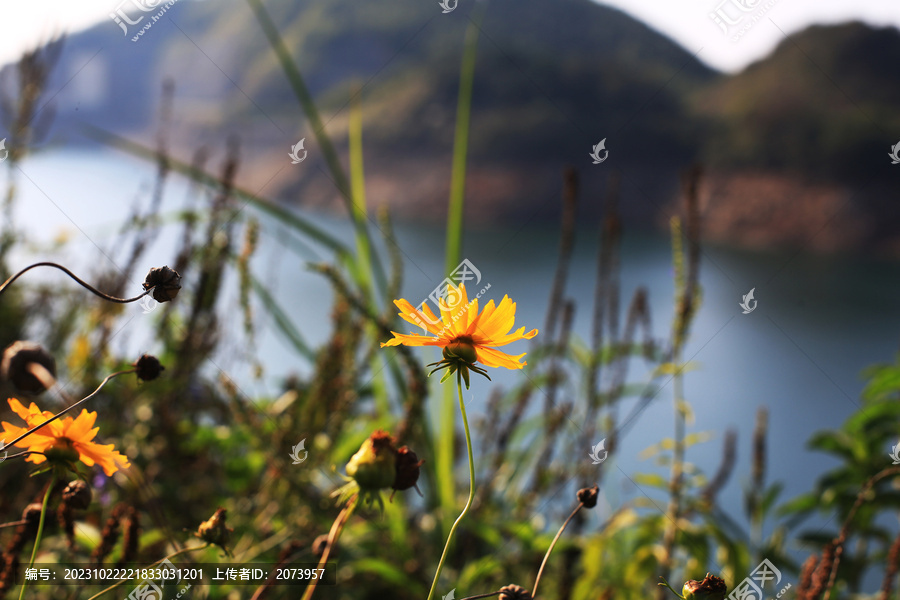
6 148 900 587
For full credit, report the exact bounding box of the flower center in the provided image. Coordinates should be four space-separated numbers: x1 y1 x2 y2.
443 337 477 364
44 437 79 464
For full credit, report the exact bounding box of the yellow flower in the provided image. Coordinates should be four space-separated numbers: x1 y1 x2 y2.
1 398 130 476
381 283 537 385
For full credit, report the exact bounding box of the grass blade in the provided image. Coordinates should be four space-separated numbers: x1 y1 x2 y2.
437 11 483 533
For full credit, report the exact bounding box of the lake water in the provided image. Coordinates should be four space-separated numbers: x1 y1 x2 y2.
6 148 900 585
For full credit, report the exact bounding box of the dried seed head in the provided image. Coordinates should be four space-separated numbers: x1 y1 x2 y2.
346 430 397 491
312 534 328 558
682 574 727 600
62 480 92 510
392 446 425 493
577 484 599 509
499 584 533 600
1 341 56 393
133 354 164 382
143 266 182 302
195 507 233 552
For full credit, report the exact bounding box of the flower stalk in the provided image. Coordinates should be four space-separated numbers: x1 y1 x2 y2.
300 495 358 600
0 262 153 302
17 472 56 600
425 369 477 600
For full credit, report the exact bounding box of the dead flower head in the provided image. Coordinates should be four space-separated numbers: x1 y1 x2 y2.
143 266 182 302
195 507 233 555
682 574 727 600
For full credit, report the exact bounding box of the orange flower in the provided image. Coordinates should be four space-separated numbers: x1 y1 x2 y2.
381 284 537 385
1 398 130 476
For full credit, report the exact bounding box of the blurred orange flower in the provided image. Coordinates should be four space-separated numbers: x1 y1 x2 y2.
1 398 130 476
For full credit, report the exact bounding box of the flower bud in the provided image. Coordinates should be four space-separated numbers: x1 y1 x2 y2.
1 341 56 393
143 266 182 302
133 354 164 381
682 574 727 600
577 484 599 509
346 430 397 490
62 480 92 510
392 446 424 493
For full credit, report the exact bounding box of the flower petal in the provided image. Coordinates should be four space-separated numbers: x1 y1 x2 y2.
472 296 516 341
75 440 130 476
481 326 539 347
64 410 99 443
475 346 528 370
395 299 445 336
381 332 446 348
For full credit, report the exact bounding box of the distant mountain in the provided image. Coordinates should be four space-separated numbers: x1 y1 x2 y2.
690 22 900 253
1 2 898 253
696 22 900 181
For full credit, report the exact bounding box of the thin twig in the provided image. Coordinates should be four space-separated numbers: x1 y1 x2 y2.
300 495 358 600
0 262 151 302
460 592 502 600
532 502 583 598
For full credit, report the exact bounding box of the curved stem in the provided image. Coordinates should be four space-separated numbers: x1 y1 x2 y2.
300 495 358 600
0 261 151 303
4 369 134 450
460 593 502 600
425 371 476 600
85 543 210 600
1 451 46 461
532 502 583 598
18 472 56 600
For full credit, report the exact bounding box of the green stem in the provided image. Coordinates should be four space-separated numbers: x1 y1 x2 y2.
425 371 476 600
18 472 56 600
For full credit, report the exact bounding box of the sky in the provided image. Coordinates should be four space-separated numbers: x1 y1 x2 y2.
0 0 898 73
